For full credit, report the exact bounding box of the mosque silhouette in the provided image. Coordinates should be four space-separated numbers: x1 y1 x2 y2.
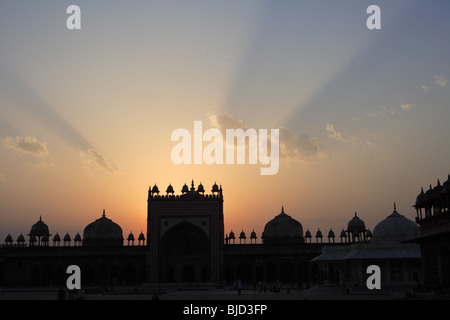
1 177 450 294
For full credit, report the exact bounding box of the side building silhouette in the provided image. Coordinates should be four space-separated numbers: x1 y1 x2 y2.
1 177 448 292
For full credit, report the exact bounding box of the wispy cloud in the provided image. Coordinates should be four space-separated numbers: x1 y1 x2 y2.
435 75 447 87
1 135 49 158
326 123 347 142
208 112 325 163
400 103 414 111
80 148 118 174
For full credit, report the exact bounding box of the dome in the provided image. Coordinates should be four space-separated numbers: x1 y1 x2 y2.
181 183 189 193
4 233 13 243
211 182 219 193
17 233 25 243
151 184 160 195
328 229 335 238
197 183 205 194
262 207 303 244
371 204 419 243
83 209 123 247
63 233 71 242
138 231 145 241
74 232 82 242
29 216 50 238
127 231 135 241
53 233 61 242
347 212 366 232
166 184 174 194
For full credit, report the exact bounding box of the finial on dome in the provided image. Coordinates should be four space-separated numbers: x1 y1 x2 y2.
191 179 195 191
281 206 285 214
102 209 106 217
393 202 397 212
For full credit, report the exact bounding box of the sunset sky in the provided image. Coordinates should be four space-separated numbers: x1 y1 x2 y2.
1 1 450 244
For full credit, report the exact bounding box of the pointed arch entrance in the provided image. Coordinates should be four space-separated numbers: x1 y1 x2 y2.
160 221 210 282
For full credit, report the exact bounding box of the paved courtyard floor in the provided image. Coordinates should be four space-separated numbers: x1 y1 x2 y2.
0 285 442 300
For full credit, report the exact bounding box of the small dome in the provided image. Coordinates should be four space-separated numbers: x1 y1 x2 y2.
151 184 160 195
128 231 135 241
74 232 82 242
4 233 13 243
166 184 174 194
17 233 25 243
29 216 50 238
262 207 303 244
83 209 123 247
250 230 257 239
197 183 205 193
347 212 366 232
53 233 61 242
416 187 425 203
211 182 219 193
181 183 189 193
138 231 145 241
328 229 335 238
432 180 442 196
239 230 246 239
229 230 235 240
316 229 323 238
340 229 347 238
372 204 419 243
305 229 312 238
63 233 71 242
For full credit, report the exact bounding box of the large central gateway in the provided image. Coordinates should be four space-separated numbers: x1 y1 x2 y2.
147 181 224 283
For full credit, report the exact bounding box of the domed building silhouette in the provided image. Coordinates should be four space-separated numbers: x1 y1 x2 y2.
1 178 446 293
83 209 123 247
312 204 421 287
411 175 450 290
262 207 304 244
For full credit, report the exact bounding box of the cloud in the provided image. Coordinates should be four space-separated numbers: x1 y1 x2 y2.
80 148 118 174
208 112 247 130
1 135 49 157
400 103 414 111
326 123 347 142
435 75 447 87
421 85 429 93
208 112 325 163
278 127 325 162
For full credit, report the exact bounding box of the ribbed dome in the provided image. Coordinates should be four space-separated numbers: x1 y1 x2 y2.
262 207 303 244
371 204 419 243
83 209 123 247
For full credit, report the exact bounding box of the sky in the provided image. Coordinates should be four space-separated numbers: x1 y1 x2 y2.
1 0 450 244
